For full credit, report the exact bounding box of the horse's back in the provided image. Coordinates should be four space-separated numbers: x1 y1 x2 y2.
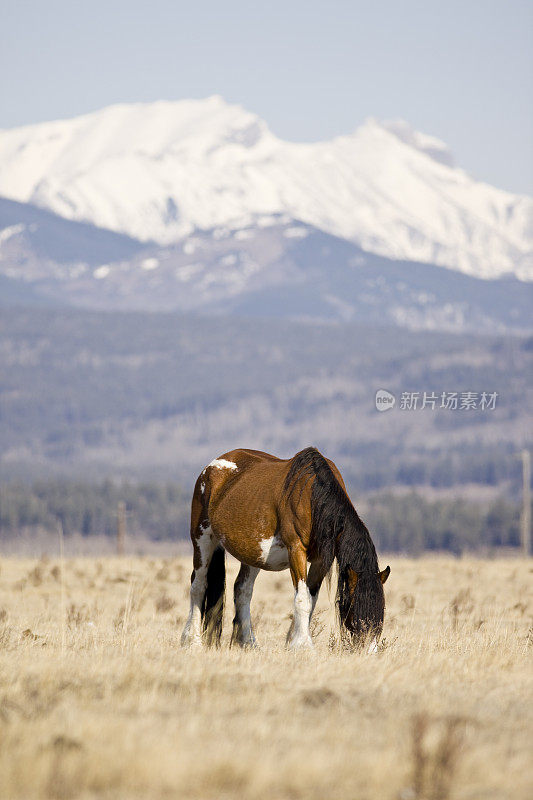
204 448 287 502
219 448 286 466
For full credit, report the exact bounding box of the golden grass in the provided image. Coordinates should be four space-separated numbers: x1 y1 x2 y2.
0 554 532 800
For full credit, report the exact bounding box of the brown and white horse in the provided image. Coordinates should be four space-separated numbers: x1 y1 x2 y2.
180 447 390 650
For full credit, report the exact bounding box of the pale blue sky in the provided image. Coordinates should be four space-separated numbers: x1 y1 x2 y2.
1 0 532 193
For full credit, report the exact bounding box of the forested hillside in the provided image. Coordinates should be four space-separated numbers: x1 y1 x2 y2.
1 308 530 495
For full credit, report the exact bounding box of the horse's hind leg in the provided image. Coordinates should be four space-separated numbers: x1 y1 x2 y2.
231 564 259 648
180 522 217 647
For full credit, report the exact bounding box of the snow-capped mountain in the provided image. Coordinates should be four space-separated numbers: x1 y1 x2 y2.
0 97 531 280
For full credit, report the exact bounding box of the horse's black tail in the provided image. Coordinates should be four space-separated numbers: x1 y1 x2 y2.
201 546 225 647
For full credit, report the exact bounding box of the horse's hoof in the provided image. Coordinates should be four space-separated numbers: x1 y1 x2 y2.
180 634 202 649
231 636 259 650
287 636 314 651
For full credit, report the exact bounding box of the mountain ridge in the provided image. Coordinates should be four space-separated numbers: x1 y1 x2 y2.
0 97 531 280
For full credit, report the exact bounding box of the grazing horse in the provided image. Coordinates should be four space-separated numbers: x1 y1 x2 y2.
180 447 390 650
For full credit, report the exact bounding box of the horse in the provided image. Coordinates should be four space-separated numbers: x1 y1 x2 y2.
180 446 390 650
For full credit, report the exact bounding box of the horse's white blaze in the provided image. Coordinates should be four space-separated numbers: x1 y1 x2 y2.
367 637 379 654
208 458 238 471
288 579 313 649
200 482 205 494
259 535 289 570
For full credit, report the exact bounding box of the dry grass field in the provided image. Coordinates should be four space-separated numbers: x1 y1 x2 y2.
0 553 532 800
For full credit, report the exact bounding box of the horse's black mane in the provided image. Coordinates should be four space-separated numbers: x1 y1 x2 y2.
284 447 384 637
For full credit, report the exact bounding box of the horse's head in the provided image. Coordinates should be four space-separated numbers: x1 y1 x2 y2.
338 565 390 649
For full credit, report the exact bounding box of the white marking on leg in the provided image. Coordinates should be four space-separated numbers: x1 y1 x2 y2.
200 519 226 546
367 637 379 654
207 458 238 471
259 535 290 570
233 566 259 647
180 526 217 647
288 579 313 649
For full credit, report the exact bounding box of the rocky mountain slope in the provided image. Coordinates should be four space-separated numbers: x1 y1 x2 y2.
1 199 531 332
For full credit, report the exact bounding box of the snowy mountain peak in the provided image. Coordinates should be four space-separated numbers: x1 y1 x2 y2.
0 96 273 162
0 99 531 279
375 118 455 167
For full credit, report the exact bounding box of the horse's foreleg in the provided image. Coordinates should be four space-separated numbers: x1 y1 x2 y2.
287 545 313 650
180 524 217 647
307 561 326 624
231 564 259 648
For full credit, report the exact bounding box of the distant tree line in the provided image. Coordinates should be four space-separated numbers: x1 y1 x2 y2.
0 479 525 555
342 443 523 496
0 480 189 542
363 492 522 555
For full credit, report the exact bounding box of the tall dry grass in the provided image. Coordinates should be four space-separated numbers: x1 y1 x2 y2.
0 554 531 799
